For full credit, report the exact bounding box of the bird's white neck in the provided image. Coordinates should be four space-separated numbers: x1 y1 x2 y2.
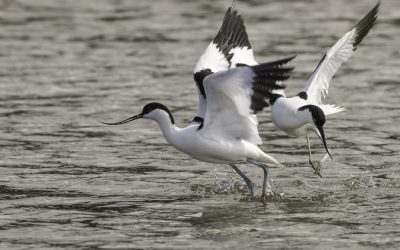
158 117 179 139
145 110 180 144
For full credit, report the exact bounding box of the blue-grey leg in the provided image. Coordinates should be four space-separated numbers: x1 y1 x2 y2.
230 164 254 197
306 133 322 177
247 160 270 198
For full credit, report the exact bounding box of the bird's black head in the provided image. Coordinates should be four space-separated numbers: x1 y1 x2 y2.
298 105 326 126
142 102 167 115
298 105 332 159
141 102 175 124
310 106 326 127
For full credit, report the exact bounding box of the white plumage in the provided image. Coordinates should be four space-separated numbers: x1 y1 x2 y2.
304 30 357 105
202 67 260 145
193 42 230 75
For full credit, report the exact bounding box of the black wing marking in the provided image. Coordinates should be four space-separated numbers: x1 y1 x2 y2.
213 6 252 63
352 1 379 49
250 56 296 113
193 68 213 99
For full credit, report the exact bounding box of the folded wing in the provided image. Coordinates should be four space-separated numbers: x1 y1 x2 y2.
302 2 379 105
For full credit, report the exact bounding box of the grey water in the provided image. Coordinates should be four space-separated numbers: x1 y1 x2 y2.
0 0 399 249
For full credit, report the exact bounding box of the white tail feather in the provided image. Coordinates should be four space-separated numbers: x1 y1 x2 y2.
319 104 346 116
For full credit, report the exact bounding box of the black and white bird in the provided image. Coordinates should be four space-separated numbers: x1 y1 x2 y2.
102 5 295 198
269 2 379 176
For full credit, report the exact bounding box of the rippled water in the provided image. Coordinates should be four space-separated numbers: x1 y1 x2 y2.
0 0 399 249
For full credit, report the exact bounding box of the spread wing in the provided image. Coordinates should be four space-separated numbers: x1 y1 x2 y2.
192 6 257 121
302 2 379 105
199 57 294 145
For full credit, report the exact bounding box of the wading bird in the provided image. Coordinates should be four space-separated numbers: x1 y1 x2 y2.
102 5 295 198
269 2 379 176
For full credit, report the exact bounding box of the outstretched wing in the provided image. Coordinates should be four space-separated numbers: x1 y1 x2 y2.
302 2 379 105
193 6 257 121
200 57 294 145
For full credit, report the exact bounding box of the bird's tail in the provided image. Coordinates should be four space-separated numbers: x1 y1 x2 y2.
319 104 346 116
258 152 284 167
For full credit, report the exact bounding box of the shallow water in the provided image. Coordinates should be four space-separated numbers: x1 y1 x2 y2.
0 0 399 249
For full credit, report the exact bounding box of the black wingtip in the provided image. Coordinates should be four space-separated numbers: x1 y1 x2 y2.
248 57 295 113
352 1 380 49
213 3 252 61
230 0 237 11
252 55 296 70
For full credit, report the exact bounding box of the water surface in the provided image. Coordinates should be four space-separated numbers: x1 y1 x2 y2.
0 0 399 249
